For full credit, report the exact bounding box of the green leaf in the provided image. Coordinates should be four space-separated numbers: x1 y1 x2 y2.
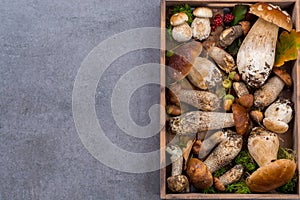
232 5 249 25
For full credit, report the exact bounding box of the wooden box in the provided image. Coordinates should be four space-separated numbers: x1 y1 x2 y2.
160 0 300 199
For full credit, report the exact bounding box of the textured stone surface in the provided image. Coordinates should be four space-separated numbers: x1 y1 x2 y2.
0 0 161 199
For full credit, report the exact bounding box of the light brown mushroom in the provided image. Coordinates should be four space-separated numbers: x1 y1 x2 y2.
237 3 293 88
170 12 192 42
167 41 202 82
198 131 227 159
232 103 250 135
247 127 279 167
263 99 293 134
191 7 212 40
166 145 189 193
246 159 296 192
214 164 244 191
204 131 243 173
186 158 213 189
208 46 235 73
219 25 243 48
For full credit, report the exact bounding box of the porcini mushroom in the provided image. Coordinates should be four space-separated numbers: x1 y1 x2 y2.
166 145 189 193
208 46 235 73
214 164 244 191
247 127 279 167
204 131 243 173
246 127 296 192
254 76 285 108
237 3 293 88
191 7 212 40
168 111 235 135
167 40 203 82
170 12 192 42
187 57 222 90
263 99 293 134
198 131 227 159
186 158 213 189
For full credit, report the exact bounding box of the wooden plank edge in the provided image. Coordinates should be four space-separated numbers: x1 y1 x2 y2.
160 0 167 199
165 193 300 199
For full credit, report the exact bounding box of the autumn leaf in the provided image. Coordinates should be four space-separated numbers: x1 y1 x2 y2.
274 29 300 67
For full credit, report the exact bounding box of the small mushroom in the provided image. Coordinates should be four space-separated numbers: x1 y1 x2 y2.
246 159 296 192
198 131 227 159
192 140 202 155
238 21 251 35
191 7 212 40
232 103 250 135
186 158 213 189
166 145 189 193
263 99 293 134
247 127 279 167
187 57 222 90
167 41 203 82
219 25 243 48
237 3 293 88
214 164 244 191
254 76 285 108
170 12 192 42
208 46 235 73
168 111 235 135
204 131 243 173
250 110 264 124
233 82 249 98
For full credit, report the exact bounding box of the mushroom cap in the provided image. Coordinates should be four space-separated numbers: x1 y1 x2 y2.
172 22 192 42
167 40 203 81
249 3 292 31
170 12 189 26
246 159 296 192
167 175 189 193
263 118 289 134
264 99 293 124
191 18 211 40
193 7 213 18
248 127 279 167
214 177 226 191
186 158 213 189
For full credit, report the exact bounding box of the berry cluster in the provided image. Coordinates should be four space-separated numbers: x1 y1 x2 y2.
211 13 234 31
224 13 234 23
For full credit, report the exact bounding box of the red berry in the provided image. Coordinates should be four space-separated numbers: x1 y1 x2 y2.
214 14 223 26
224 13 234 23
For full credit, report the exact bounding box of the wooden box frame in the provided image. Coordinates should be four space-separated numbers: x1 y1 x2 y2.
160 0 300 199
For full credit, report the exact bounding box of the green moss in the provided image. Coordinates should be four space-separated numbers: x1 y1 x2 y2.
226 179 251 194
234 150 258 173
172 4 194 25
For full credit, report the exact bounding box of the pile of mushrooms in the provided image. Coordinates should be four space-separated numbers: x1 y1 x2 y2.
165 2 298 194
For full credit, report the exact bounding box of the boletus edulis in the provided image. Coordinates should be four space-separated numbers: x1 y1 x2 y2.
237 3 292 88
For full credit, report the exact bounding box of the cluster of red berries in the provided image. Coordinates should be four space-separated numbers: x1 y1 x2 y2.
211 13 234 31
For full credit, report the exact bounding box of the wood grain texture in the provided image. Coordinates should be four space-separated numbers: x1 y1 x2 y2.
160 0 300 199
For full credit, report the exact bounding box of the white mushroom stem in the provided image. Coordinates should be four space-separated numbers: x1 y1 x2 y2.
219 164 244 186
237 18 278 88
198 131 227 159
166 145 183 176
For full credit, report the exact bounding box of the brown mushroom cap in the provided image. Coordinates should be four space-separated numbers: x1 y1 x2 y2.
214 177 225 191
246 159 296 192
170 12 189 26
167 175 189 193
249 3 292 31
186 158 213 189
167 41 203 82
193 7 213 18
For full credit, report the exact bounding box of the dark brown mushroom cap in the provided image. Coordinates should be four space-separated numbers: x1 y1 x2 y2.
246 159 296 192
186 158 213 189
167 41 203 82
249 3 292 31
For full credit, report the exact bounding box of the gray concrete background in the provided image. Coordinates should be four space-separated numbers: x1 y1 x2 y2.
0 0 162 199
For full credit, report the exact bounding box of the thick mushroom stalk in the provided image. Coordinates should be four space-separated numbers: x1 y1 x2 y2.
237 3 292 88
166 145 189 193
198 131 227 159
204 131 243 173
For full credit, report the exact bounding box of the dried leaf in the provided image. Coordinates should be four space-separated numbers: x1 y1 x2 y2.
274 29 300 67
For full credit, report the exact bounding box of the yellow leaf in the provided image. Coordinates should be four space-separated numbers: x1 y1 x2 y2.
274 29 300 67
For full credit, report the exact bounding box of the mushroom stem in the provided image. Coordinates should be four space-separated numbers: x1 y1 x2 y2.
214 164 244 191
237 18 279 88
166 145 184 176
198 131 227 159
168 111 235 135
